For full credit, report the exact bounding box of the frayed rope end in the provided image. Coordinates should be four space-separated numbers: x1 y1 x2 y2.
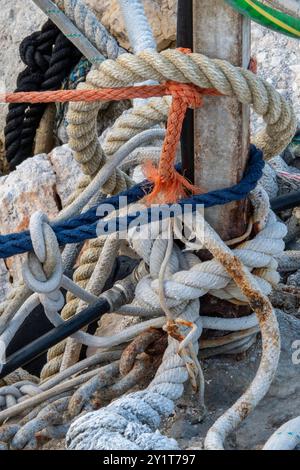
143 161 200 205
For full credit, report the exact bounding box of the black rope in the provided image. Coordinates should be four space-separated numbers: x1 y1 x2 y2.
4 20 81 170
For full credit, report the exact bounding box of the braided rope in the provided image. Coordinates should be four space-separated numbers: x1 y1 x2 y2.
66 49 296 182
12 144 260 381
40 236 105 380
0 145 265 259
1 4 129 371
38 0 134 377
119 0 156 54
55 0 125 59
102 97 170 156
4 21 58 167
5 21 81 169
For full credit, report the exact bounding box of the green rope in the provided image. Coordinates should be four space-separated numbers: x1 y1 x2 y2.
225 0 300 39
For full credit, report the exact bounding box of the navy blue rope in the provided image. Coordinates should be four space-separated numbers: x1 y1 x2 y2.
0 145 264 259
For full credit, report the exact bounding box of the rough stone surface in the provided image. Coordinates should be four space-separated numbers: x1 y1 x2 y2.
251 26 300 134
0 147 82 295
0 2 299 452
48 144 82 207
0 0 46 132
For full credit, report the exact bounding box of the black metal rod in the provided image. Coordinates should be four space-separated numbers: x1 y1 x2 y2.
271 191 300 213
0 298 110 379
177 0 194 184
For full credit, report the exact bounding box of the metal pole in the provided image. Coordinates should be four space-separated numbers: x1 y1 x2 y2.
32 0 104 64
177 0 195 184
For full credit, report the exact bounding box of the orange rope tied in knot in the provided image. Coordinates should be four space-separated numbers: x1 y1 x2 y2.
144 81 221 204
1 45 224 204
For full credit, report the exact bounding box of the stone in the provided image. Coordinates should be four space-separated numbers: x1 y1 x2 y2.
259 162 278 199
86 0 177 51
0 2 299 137
0 147 82 295
287 270 300 287
251 25 300 135
48 144 82 207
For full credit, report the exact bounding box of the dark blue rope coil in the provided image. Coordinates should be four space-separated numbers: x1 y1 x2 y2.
0 145 264 260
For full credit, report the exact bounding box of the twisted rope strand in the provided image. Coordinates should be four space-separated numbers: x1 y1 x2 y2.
0 145 264 260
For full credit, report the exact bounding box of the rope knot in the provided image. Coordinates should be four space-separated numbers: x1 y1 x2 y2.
165 81 203 109
144 82 222 204
22 211 63 300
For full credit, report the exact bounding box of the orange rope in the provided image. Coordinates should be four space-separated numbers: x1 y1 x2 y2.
1 85 167 104
144 82 221 203
1 59 223 203
144 48 222 204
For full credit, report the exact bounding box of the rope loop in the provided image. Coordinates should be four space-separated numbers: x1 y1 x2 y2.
22 211 63 295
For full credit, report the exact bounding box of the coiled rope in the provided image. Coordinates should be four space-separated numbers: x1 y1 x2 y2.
0 6 292 448
1 42 296 379
4 20 81 169
42 0 155 378
0 39 295 382
66 189 285 450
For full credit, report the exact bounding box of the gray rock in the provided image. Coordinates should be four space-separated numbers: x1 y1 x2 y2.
0 147 82 294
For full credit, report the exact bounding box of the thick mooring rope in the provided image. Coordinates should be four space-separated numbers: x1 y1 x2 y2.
42 0 154 377
36 36 296 379
65 48 296 182
0 4 297 447
54 0 125 59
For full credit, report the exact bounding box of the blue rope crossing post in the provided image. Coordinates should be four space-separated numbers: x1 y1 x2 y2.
0 146 264 259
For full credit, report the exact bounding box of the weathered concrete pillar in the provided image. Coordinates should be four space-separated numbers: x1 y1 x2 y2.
193 0 251 240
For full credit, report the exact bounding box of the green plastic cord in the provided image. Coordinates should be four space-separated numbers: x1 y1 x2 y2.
225 0 300 39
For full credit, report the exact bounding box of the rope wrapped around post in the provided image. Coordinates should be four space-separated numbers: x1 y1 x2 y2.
66 189 285 450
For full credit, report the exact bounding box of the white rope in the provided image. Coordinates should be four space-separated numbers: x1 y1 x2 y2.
66 190 285 450
118 0 157 108
118 0 156 54
55 0 125 59
263 416 300 450
56 129 165 222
